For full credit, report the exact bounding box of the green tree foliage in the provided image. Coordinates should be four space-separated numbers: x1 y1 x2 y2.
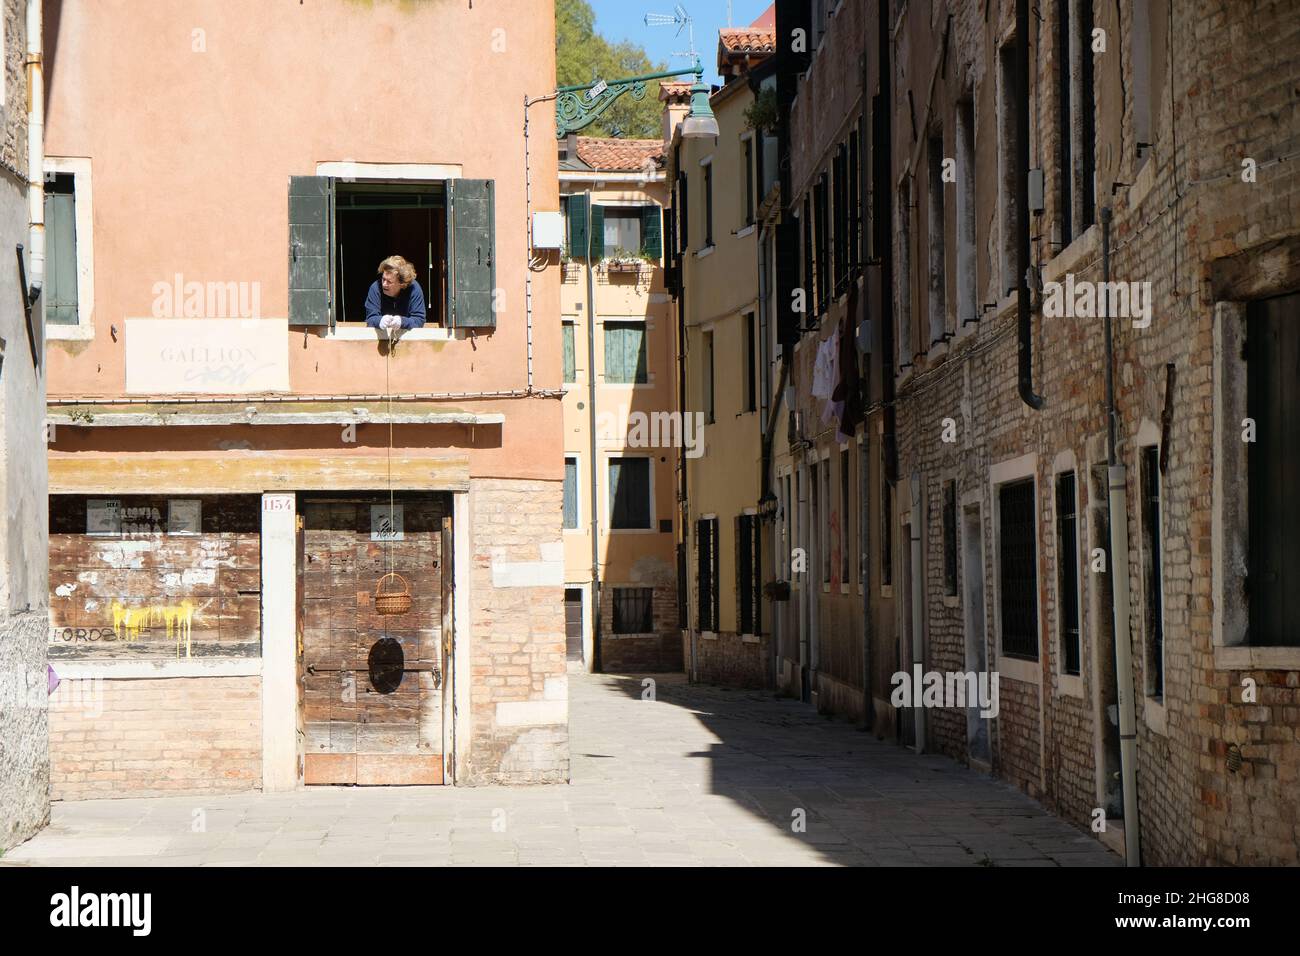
556 0 666 139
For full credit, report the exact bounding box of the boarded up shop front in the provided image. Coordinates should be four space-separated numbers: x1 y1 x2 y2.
49 495 262 659
47 495 265 799
46 490 456 796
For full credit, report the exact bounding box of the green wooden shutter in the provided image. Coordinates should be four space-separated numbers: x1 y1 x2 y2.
448 179 496 328
589 203 605 260
563 458 578 529
562 322 576 382
565 193 588 258
44 185 79 326
641 205 662 260
288 176 333 327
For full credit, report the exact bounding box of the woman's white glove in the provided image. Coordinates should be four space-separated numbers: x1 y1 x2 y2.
380 315 402 331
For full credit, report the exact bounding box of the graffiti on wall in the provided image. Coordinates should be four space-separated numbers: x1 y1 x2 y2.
109 600 198 657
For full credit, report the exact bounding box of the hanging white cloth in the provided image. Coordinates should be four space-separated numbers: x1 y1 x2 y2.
810 329 841 424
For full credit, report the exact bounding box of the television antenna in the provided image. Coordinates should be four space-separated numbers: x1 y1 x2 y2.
644 4 698 64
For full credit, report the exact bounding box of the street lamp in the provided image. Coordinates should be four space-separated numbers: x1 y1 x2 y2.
555 58 718 139
678 73 719 139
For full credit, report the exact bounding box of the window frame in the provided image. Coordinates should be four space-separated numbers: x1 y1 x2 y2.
840 445 853 593
302 162 485 338
699 156 715 251
605 454 654 532
702 327 716 423
563 453 581 532
1136 433 1166 704
612 586 655 635
602 317 649 386
43 157 96 341
1051 453 1085 697
562 317 578 385
696 514 720 634
990 454 1042 683
740 132 756 229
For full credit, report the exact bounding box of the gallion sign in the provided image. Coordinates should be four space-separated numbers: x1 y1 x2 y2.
125 318 290 394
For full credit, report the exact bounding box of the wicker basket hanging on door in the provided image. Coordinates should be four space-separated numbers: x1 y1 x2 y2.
374 571 413 616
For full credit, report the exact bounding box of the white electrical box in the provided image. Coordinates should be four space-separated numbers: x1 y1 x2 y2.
532 211 565 250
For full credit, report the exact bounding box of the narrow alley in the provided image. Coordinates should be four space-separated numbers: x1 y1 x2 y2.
3 673 1116 867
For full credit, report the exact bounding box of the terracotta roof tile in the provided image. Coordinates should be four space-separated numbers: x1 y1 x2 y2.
718 27 776 56
574 137 665 172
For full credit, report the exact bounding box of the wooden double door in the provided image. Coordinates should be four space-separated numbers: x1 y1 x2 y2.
299 494 452 785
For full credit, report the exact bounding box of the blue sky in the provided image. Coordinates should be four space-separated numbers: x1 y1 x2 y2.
589 0 773 84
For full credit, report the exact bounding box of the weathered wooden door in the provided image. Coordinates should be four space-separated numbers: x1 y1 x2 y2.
300 494 449 785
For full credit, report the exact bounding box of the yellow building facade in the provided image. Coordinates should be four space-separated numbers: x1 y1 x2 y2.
559 136 681 673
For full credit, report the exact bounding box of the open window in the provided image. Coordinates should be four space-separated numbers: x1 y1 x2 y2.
288 175 495 330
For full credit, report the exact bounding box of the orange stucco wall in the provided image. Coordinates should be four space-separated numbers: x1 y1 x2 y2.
43 0 562 480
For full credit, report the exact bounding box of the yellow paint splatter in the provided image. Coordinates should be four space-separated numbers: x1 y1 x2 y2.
110 600 197 657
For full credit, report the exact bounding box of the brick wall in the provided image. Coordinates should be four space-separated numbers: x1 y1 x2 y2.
598 581 681 672
757 0 1300 863
688 631 771 688
48 676 261 800
881 0 1300 865
464 478 569 785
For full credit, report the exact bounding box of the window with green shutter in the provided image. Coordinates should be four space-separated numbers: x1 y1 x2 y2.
288 175 496 330
289 175 334 327
563 456 579 529
562 320 577 383
604 320 647 384
446 178 496 328
565 193 588 258
608 457 651 529
589 203 605 260
641 206 662 260
44 173 79 326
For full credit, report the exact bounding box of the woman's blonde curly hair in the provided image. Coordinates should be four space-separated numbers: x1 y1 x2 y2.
377 255 417 287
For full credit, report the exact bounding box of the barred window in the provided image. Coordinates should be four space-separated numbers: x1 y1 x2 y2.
696 517 719 632
613 587 654 635
736 514 762 636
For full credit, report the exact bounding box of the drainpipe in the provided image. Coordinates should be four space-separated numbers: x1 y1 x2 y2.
1102 206 1141 865
1015 0 1043 409
584 193 602 674
909 473 925 752
24 0 44 306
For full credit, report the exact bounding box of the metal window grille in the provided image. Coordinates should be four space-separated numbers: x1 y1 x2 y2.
613 587 654 634
696 518 718 632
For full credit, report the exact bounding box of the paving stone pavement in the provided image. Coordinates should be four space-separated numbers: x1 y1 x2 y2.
2 672 1120 867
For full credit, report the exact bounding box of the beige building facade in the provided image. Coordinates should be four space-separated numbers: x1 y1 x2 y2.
559 136 680 674
665 15 780 688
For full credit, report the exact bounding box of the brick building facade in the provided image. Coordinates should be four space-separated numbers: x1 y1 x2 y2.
686 0 1300 864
